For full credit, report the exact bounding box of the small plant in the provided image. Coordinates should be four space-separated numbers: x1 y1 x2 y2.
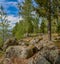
0 51 4 57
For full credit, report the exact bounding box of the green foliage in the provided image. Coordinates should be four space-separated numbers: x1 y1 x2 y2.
51 19 57 33
0 5 11 44
0 38 3 48
12 22 18 36
40 19 46 33
57 21 60 34
34 0 60 40
19 0 34 33
12 21 24 39
24 21 34 33
0 51 4 57
12 0 40 39
32 14 39 33
12 0 60 40
35 0 60 18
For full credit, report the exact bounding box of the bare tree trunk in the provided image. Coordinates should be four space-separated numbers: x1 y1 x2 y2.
2 22 5 43
57 16 58 24
48 16 51 41
48 0 52 41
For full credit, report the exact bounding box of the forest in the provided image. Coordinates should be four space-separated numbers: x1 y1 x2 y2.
0 0 60 64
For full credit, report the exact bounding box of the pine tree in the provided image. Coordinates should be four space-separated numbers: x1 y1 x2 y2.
12 21 25 39
34 0 60 40
0 5 11 43
18 0 34 33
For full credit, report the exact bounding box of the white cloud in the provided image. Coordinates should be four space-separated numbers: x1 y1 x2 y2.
5 2 17 6
0 1 17 7
0 0 22 28
6 15 23 28
0 15 23 28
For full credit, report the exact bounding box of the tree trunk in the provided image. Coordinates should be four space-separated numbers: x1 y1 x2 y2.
48 16 51 41
57 16 58 24
48 0 52 41
2 22 5 43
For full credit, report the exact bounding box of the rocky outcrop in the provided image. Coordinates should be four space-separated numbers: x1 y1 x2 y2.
28 51 50 64
1 36 60 64
5 46 34 59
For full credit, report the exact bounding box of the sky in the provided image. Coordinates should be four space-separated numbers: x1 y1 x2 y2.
0 0 23 16
0 0 23 28
0 0 37 28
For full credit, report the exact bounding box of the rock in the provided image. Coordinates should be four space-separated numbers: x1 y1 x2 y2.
3 38 18 51
55 55 60 64
5 46 33 59
18 41 26 46
28 52 50 64
34 40 55 51
2 36 60 64
20 46 33 59
45 41 56 49
40 47 60 64
34 42 43 51
49 49 59 62
18 41 29 46
30 37 42 45
40 40 56 49
55 36 60 40
30 38 37 45
3 58 13 64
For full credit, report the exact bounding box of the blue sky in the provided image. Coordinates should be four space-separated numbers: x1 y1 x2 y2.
0 0 19 16
0 0 37 28
0 0 23 28
0 0 36 16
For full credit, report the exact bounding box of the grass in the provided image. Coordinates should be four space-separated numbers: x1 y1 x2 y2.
54 41 60 48
0 51 4 57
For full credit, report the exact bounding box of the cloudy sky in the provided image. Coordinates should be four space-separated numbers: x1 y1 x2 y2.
0 0 23 28
0 0 37 28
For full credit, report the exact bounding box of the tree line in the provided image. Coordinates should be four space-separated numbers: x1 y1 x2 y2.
0 0 60 47
12 0 60 40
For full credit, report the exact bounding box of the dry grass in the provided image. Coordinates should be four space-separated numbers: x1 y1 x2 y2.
11 57 28 64
54 41 60 48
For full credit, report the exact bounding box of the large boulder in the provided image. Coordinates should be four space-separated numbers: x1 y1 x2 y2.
28 52 50 64
5 46 34 59
54 50 60 64
32 40 60 64
2 36 60 64
55 55 60 64
40 47 60 64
